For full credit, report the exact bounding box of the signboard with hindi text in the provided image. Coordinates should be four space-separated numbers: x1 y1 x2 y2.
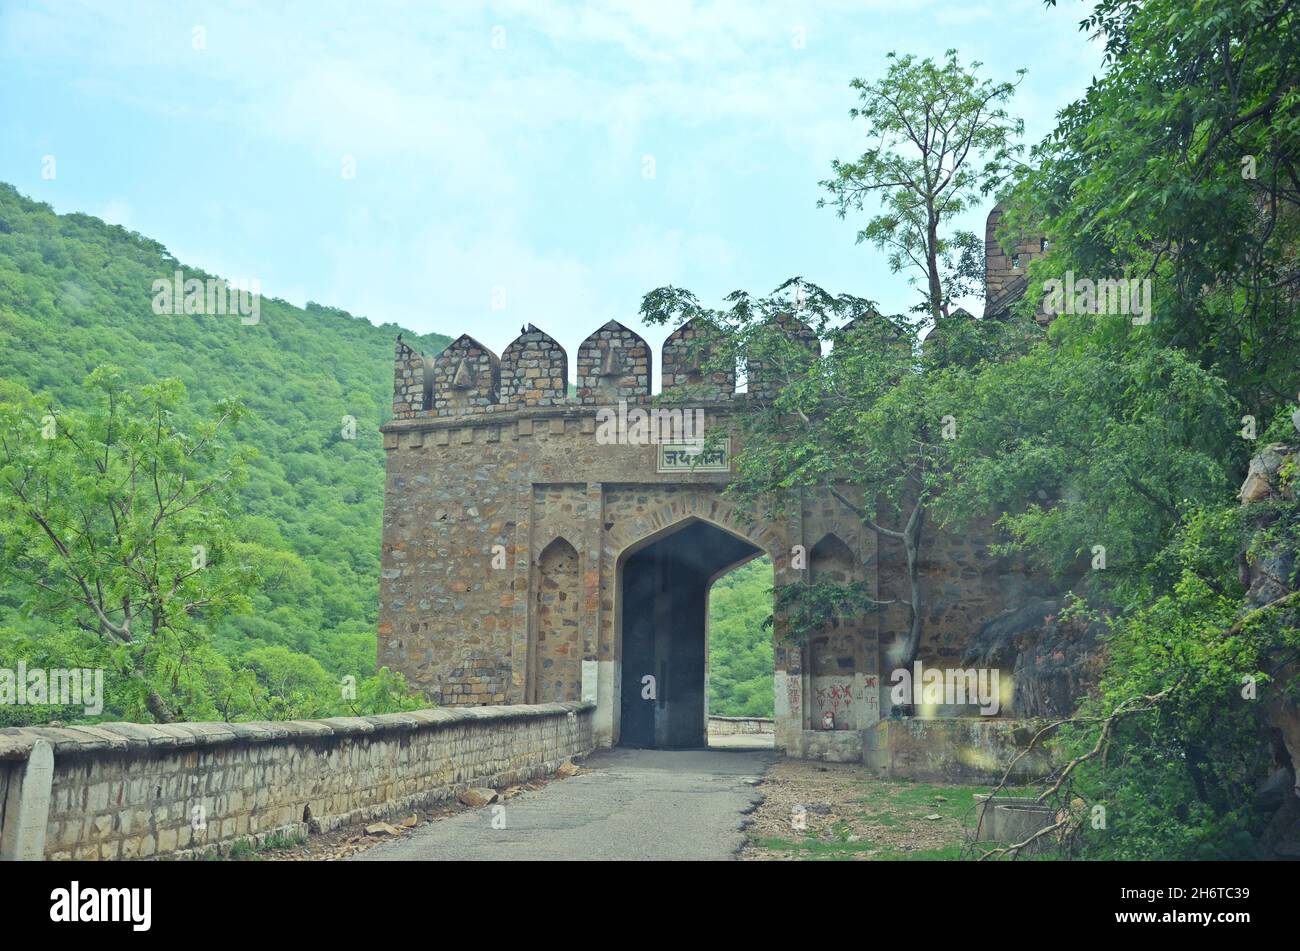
656 438 731 473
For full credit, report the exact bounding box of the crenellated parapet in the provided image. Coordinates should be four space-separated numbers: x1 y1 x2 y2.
392 337 432 420
501 325 568 408
391 199 1034 421
661 316 734 401
746 313 821 402
431 334 500 416
577 320 651 405
392 311 883 421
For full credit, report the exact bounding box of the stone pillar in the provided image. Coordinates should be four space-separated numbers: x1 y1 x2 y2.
0 739 53 861
585 482 616 747
509 482 532 703
857 524 882 731
773 509 805 754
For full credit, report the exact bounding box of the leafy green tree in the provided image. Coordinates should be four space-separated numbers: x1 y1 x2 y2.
820 49 1024 323
940 329 1240 601
963 0 1300 858
350 666 427 716
643 280 1037 664
0 183 451 707
1005 0 1300 413
982 503 1300 860
0 369 256 721
241 645 335 720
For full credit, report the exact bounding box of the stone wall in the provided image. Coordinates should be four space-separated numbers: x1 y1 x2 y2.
706 716 774 735
431 334 501 416
382 295 1049 755
576 320 651 404
0 702 592 861
983 202 1049 319
864 718 1053 784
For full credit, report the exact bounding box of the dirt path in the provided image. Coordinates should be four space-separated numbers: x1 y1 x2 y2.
740 758 992 860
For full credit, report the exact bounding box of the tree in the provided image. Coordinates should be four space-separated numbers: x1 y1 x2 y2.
820 49 1024 324
707 557 776 717
939 332 1240 602
0 368 257 722
960 0 1300 858
0 183 453 696
642 280 1036 666
1004 0 1300 414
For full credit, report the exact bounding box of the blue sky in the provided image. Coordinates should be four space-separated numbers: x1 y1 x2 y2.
0 0 1102 377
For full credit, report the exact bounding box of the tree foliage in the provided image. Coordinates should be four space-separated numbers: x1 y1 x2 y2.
707 557 775 718
969 0 1300 858
0 185 437 722
643 279 1037 665
821 49 1024 322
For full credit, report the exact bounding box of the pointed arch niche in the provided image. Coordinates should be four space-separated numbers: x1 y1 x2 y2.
804 533 860 731
530 537 582 703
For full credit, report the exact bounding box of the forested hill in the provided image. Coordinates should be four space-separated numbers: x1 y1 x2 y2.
0 182 450 690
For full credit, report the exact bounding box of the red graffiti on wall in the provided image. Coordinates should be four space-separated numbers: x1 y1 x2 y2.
814 681 853 729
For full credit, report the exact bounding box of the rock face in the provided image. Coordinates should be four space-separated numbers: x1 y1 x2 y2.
961 597 1106 718
1239 443 1298 505
1238 443 1300 857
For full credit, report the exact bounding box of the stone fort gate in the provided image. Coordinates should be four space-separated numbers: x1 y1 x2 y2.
378 207 1042 761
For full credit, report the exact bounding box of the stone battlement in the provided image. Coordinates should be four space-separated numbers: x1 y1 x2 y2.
390 313 824 421
393 203 1045 422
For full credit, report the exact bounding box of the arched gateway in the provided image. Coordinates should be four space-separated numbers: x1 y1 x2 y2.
379 315 1022 762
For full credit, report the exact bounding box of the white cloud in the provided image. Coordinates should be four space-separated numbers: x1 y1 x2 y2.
4 0 1099 344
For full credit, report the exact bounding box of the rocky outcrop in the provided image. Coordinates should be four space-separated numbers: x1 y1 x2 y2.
1239 443 1298 506
1238 443 1300 857
962 596 1106 717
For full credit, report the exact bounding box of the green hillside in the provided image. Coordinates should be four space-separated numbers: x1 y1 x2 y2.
708 557 775 717
0 182 773 723
0 183 449 714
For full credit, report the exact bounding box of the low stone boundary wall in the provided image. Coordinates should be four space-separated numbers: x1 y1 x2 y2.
707 716 774 736
864 718 1053 784
0 701 593 861
786 729 865 763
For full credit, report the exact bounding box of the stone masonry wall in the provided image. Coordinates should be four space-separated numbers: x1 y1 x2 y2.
864 718 1054 784
0 702 592 861
707 716 774 735
382 304 1045 757
501 326 568 408
576 320 651 405
984 202 1049 318
432 334 501 417
393 338 431 420
662 317 735 400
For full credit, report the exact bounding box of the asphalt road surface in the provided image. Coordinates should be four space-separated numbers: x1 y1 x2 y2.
351 747 776 861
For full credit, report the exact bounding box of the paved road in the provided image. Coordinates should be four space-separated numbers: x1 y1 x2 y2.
352 747 776 861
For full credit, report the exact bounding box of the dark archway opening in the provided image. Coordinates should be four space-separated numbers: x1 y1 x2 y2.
619 519 762 749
